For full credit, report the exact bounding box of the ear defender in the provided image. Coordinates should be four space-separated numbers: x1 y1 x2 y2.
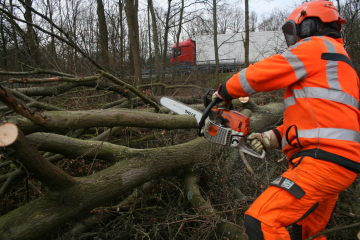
299 18 319 39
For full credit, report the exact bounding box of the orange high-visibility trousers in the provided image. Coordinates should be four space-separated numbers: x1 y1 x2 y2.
244 156 357 240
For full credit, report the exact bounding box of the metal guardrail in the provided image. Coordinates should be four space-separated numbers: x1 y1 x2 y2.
117 58 238 78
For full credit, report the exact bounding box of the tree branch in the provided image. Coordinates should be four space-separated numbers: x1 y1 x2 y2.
8 75 100 84
10 109 198 134
0 84 46 125
100 71 160 111
9 130 77 191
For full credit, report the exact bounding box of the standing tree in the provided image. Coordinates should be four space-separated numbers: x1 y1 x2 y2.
212 0 220 83
161 0 172 93
0 13 8 70
171 0 185 82
96 0 109 68
148 0 161 85
124 0 143 85
22 0 40 66
244 0 249 66
249 11 258 32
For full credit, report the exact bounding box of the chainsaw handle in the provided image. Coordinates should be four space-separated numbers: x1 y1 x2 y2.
197 98 221 136
203 89 217 108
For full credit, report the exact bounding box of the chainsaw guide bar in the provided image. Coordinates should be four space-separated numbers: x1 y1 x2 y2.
160 97 203 124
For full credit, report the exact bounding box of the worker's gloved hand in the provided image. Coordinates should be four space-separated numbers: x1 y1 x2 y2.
212 91 232 109
246 130 280 153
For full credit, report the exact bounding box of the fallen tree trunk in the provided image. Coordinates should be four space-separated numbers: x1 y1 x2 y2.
0 137 221 240
0 102 284 240
10 109 199 134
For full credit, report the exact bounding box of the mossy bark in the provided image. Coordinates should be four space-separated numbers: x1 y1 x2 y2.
0 102 285 240
10 109 199 134
0 137 221 240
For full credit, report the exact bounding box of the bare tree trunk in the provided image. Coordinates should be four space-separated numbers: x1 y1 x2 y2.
9 0 21 69
213 0 220 83
160 0 172 93
23 0 39 66
0 15 7 70
97 0 109 68
119 0 125 78
148 0 161 83
171 0 184 82
124 0 143 85
147 6 153 80
244 0 249 67
336 0 341 13
46 0 57 65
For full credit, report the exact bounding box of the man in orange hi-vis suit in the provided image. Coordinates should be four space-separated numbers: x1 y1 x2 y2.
212 0 360 239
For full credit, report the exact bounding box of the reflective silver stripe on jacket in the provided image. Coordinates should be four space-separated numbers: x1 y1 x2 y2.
284 37 358 110
238 38 311 96
284 96 296 109
282 128 360 149
238 69 256 95
284 87 359 110
288 39 309 50
282 51 307 81
319 37 343 91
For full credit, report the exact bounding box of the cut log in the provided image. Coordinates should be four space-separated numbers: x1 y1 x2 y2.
0 123 19 147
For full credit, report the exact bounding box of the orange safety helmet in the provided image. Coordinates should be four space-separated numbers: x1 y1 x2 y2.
282 0 346 47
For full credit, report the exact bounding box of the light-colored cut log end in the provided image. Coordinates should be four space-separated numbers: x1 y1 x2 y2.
239 97 249 103
0 122 19 147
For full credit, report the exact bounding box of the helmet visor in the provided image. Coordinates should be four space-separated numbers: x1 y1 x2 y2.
282 20 297 47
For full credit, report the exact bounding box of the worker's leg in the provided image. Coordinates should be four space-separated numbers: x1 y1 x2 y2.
244 157 357 240
295 195 337 239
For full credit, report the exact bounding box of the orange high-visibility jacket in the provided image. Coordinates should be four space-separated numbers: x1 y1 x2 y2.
218 36 360 172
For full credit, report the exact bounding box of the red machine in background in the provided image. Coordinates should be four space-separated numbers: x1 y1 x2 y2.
170 38 196 66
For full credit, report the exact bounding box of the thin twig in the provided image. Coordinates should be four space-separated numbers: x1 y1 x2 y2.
306 221 360 239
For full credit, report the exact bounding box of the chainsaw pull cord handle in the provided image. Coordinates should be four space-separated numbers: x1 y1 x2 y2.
197 98 221 137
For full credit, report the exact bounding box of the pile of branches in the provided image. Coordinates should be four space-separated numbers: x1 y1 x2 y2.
0 66 360 240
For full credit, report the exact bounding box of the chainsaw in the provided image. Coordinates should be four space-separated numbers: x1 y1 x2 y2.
159 90 265 159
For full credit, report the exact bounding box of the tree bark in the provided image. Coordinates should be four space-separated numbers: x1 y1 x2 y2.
46 0 57 65
0 15 8 70
10 109 198 134
171 0 185 82
119 0 125 78
160 0 172 94
14 80 127 97
9 131 77 191
0 137 221 240
244 0 249 66
0 101 284 240
213 0 220 83
148 0 161 83
96 0 109 67
124 0 143 85
9 0 21 69
22 0 39 66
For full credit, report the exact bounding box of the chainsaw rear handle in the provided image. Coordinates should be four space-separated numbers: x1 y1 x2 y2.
197 98 221 136
203 89 217 108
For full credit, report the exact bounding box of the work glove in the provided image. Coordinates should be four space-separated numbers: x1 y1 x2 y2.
246 130 280 153
212 91 232 109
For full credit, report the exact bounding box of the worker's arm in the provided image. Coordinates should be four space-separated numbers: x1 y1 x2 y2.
218 39 320 100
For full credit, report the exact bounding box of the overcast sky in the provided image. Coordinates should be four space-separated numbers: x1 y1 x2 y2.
248 0 298 15
151 0 342 18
